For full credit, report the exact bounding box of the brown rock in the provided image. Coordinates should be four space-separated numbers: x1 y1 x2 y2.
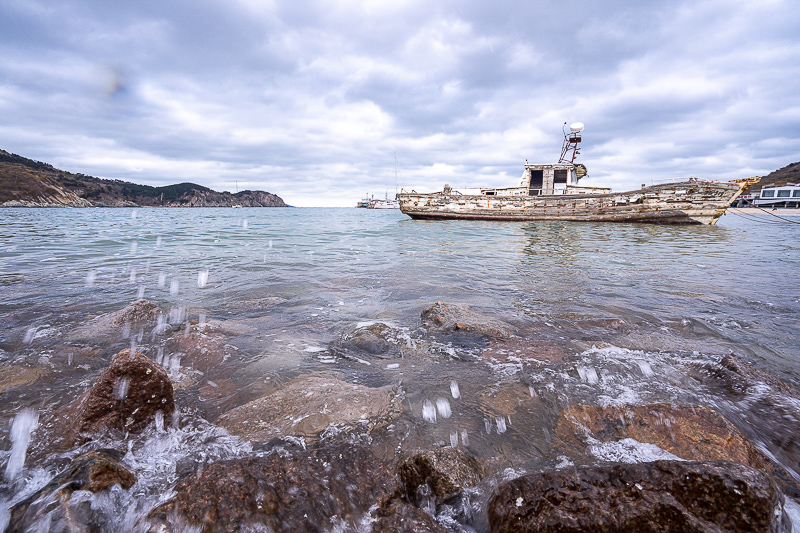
398 447 484 505
144 444 399 533
719 354 800 399
481 337 569 365
488 460 786 533
421 302 517 337
551 403 798 495
34 349 173 455
8 449 136 532
373 500 447 532
218 375 402 443
69 299 163 339
0 364 45 393
330 322 403 359
166 330 234 373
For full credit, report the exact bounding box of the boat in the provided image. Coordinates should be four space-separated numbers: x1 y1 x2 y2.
397 124 749 225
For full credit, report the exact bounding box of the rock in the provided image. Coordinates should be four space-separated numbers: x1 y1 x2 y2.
218 375 402 444
69 299 163 340
421 302 517 338
166 330 235 373
398 448 484 505
373 500 447 532
144 444 400 532
34 349 173 455
329 322 404 359
0 364 45 393
481 336 569 365
550 403 798 495
488 460 786 533
8 449 136 532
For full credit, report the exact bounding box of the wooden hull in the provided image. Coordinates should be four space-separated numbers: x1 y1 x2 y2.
398 180 745 225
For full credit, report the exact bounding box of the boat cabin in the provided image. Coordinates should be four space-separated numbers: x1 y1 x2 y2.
751 183 800 208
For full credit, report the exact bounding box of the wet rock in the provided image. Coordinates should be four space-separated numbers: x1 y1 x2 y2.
718 354 800 398
330 322 404 359
421 302 517 338
0 364 45 393
69 299 163 340
8 449 136 532
550 403 799 495
218 375 402 443
481 336 569 365
373 500 447 532
144 444 400 533
35 349 174 455
166 330 236 373
488 460 786 533
398 447 484 505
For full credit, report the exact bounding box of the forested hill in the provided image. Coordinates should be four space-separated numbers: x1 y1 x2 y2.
0 149 287 207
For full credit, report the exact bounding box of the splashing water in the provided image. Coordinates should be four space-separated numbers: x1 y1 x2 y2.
23 327 37 344
450 380 461 399
422 400 437 423
4 408 39 481
436 397 452 418
495 416 507 434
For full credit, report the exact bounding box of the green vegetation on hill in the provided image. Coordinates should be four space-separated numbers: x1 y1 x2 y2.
0 149 286 207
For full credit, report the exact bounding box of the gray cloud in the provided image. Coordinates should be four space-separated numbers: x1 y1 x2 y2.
1 0 798 206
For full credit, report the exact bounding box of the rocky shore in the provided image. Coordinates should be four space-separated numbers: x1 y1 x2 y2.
3 299 800 532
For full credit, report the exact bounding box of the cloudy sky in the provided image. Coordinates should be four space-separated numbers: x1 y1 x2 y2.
1 0 799 206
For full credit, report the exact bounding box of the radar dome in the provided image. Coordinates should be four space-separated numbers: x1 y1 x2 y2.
569 122 585 133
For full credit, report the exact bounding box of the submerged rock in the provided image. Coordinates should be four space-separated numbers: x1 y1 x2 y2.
550 403 799 495
8 449 136 532
144 444 399 532
329 322 404 359
68 299 164 340
35 349 173 455
373 500 447 532
217 375 402 443
0 364 46 393
398 447 484 505
488 460 786 533
166 330 236 374
421 302 517 338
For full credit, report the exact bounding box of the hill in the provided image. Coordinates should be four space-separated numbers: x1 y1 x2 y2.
0 149 287 207
743 161 800 194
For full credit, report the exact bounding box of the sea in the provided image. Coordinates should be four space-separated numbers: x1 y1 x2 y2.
1 206 799 531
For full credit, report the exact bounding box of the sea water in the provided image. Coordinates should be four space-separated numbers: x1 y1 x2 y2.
0 207 799 530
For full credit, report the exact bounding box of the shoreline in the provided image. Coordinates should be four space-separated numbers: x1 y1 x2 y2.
727 207 800 215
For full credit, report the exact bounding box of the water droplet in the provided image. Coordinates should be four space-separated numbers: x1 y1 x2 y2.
496 416 507 433
157 273 166 289
130 210 138 219
436 397 452 418
130 242 138 254
23 327 37 344
422 400 437 423
484 417 493 434
636 360 654 377
197 269 209 288
577 365 599 384
268 240 273 249
450 380 460 399
460 429 469 447
170 279 180 296
242 219 248 229
156 236 162 248
137 285 145 299
4 408 39 481
129 268 137 284
85 270 97 286
154 410 165 433
113 377 130 400
450 431 458 447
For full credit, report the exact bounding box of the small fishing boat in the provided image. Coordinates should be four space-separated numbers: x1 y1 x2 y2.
397 124 748 225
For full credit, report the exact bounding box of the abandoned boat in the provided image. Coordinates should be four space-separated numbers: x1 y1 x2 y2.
397 124 748 225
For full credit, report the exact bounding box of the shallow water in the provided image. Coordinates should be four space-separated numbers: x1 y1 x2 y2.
1 207 799 531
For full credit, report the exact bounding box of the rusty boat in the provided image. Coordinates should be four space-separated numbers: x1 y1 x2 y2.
397 124 749 225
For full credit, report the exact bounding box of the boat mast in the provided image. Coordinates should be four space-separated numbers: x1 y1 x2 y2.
558 122 584 164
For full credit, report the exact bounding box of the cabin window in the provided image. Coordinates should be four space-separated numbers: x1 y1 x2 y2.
554 169 568 184
528 169 543 195
761 190 775 197
793 190 800 197
485 191 496 196
777 190 791 197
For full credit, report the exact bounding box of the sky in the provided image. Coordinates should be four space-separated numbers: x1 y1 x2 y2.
1 0 799 207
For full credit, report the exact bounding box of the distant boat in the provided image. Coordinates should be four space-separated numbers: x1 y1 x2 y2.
371 199 399 209
232 204 242 208
397 123 748 225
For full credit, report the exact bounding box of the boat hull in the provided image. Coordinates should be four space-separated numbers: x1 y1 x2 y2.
398 180 744 225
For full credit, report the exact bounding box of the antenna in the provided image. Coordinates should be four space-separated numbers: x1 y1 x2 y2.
558 122 584 164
